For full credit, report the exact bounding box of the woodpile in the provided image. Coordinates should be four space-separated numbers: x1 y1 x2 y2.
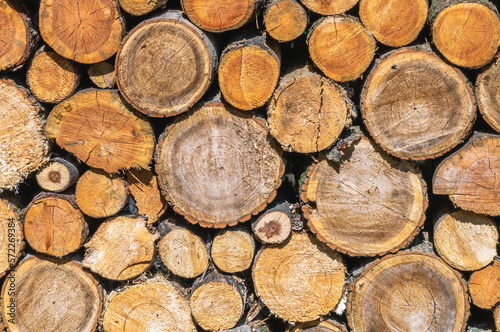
2 0 500 331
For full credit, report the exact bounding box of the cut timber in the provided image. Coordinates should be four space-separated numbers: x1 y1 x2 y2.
155 101 284 228
116 11 218 117
264 0 307 43
300 0 358 15
212 227 255 273
87 61 116 89
24 193 88 258
252 232 346 322
27 47 80 103
1 256 102 332
39 0 124 64
36 157 79 193
433 132 500 216
362 46 476 160
476 56 500 133
303 137 427 256
434 210 498 271
126 168 166 223
103 278 196 332
268 67 352 153
190 273 246 331
218 34 280 111
181 0 257 32
469 259 500 309
348 252 469 331
308 15 376 82
76 169 128 218
83 216 158 280
157 219 208 279
289 319 348 332
0 0 37 71
0 79 49 191
430 0 500 68
119 0 168 16
359 0 428 47
252 201 292 244
0 199 23 278
44 89 155 173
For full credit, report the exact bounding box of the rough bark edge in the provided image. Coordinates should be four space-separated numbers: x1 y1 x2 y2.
476 54 500 133
346 251 470 332
360 44 477 161
428 0 499 24
301 136 429 257
36 156 80 192
115 10 218 118
0 199 24 279
154 101 285 228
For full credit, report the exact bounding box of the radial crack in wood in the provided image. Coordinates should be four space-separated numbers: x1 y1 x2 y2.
264 0 308 43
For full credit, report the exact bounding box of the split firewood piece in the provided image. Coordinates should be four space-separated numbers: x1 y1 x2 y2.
469 259 500 309
433 132 500 216
302 137 427 256
289 319 348 332
268 67 352 153
348 252 469 332
0 79 49 191
218 33 280 111
0 0 38 71
476 56 500 133
212 226 255 273
44 89 155 173
39 0 125 64
190 272 246 331
87 61 116 89
103 277 196 332
434 210 498 271
76 169 128 218
36 157 79 192
0 198 23 278
157 218 208 279
83 216 158 280
24 193 88 258
300 0 358 15
252 232 346 322
308 15 376 82
359 0 428 47
252 201 292 244
264 0 308 43
430 0 500 68
155 101 284 228
126 168 166 223
362 46 476 160
26 46 80 103
116 10 218 117
181 0 257 32
118 0 168 16
1 256 102 332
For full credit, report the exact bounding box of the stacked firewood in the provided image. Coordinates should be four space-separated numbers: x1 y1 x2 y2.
1 0 500 331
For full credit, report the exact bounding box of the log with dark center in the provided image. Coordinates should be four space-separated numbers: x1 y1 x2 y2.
252 201 292 244
36 157 79 192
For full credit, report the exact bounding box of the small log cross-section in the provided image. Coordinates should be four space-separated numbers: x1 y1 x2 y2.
252 232 346 322
252 201 292 244
39 0 125 64
264 0 308 43
0 79 49 191
268 67 352 153
83 216 158 281
1 256 102 332
44 89 155 173
348 252 469 332
359 0 428 47
119 0 168 16
300 0 358 15
156 101 284 228
434 210 498 271
24 194 88 258
290 319 348 332
303 137 427 256
103 278 196 332
469 259 500 309
87 61 116 89
476 56 500 133
76 169 128 219
116 11 218 117
126 168 166 223
433 132 500 216
362 46 476 160
36 157 79 192
430 0 500 68
308 15 376 82
211 227 255 273
0 199 23 278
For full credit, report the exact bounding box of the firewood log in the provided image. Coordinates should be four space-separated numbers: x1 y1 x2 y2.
252 201 292 244
118 0 168 16
264 0 307 43
35 157 79 193
87 61 116 89
300 0 358 15
211 226 255 273
126 168 166 224
476 55 500 133
289 319 348 332
469 258 500 310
